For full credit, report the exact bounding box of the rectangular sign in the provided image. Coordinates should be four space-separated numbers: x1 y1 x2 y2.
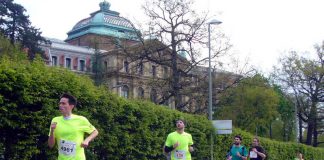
212 120 232 135
217 130 232 134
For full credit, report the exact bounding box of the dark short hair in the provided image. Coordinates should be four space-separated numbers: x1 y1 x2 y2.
175 119 186 126
60 93 77 106
234 135 242 141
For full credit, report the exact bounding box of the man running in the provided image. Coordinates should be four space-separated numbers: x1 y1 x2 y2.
48 93 99 159
164 119 194 160
226 135 248 160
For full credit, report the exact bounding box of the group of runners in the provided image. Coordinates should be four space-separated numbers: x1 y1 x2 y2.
48 93 302 160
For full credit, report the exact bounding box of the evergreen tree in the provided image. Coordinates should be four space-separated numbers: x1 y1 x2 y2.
0 0 48 59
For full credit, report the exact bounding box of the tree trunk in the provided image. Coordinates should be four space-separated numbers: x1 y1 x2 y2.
298 112 303 143
10 15 16 44
171 30 180 110
306 103 317 145
313 118 318 147
306 120 314 145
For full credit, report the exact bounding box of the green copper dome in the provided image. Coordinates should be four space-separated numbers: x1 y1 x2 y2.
66 1 138 41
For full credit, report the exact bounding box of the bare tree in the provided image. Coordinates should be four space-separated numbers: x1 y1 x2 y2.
118 0 231 111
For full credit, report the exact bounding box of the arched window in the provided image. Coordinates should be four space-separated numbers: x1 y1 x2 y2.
138 87 144 98
124 61 129 73
65 58 71 69
150 89 157 103
121 85 129 99
51 56 57 66
137 62 143 75
151 65 157 77
104 60 108 70
163 66 168 78
79 60 85 71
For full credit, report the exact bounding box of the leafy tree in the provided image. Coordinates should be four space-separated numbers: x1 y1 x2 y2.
273 84 296 141
273 42 324 146
216 74 279 137
0 0 48 59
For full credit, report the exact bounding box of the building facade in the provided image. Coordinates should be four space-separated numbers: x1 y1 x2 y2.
42 38 95 73
41 1 239 113
42 1 177 108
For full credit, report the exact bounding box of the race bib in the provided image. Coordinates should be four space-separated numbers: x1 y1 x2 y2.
174 150 186 159
249 151 257 158
59 139 76 156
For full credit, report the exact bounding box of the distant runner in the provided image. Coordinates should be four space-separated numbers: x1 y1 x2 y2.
226 135 248 160
164 119 194 160
248 137 266 160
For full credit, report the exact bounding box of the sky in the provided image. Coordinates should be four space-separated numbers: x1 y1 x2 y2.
14 0 324 73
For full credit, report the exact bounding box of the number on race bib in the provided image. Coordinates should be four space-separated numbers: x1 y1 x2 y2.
174 150 186 159
249 151 257 158
59 139 76 156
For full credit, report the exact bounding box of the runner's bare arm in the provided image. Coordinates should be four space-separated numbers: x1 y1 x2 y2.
48 122 57 148
189 145 194 152
81 129 99 148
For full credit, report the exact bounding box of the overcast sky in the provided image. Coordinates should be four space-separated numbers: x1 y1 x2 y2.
14 0 324 73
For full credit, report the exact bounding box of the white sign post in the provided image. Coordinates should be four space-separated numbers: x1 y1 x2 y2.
212 120 232 134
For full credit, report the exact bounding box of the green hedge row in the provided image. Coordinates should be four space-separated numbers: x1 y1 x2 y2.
0 56 214 159
0 54 323 159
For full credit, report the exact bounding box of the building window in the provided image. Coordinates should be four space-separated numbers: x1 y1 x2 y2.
163 66 168 78
124 61 129 73
79 60 85 71
137 62 143 75
150 89 157 103
152 65 156 77
121 85 129 99
104 61 108 70
65 58 71 69
52 56 57 66
138 87 144 98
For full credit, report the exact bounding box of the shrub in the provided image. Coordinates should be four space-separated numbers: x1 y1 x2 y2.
0 44 323 159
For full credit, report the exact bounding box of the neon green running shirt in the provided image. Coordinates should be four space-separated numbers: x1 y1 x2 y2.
165 131 194 160
49 114 96 160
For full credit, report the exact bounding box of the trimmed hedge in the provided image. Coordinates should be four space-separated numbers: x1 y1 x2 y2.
0 55 323 159
0 56 214 159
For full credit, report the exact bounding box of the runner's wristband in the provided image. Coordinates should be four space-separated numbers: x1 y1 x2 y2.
164 146 173 153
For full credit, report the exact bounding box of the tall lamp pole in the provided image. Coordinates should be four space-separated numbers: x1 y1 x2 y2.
208 19 222 160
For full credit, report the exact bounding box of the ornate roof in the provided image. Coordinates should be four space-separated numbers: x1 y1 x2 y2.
46 38 96 54
66 1 138 41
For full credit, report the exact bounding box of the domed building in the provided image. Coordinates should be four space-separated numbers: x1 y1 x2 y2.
41 1 238 114
65 0 139 51
41 1 224 113
41 1 175 108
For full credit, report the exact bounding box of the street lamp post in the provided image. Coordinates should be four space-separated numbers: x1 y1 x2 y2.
208 19 222 160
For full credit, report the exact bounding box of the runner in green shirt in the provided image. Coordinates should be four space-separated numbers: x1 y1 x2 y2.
164 119 194 160
48 93 99 160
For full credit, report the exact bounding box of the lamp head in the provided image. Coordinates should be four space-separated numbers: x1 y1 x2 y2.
208 19 222 25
